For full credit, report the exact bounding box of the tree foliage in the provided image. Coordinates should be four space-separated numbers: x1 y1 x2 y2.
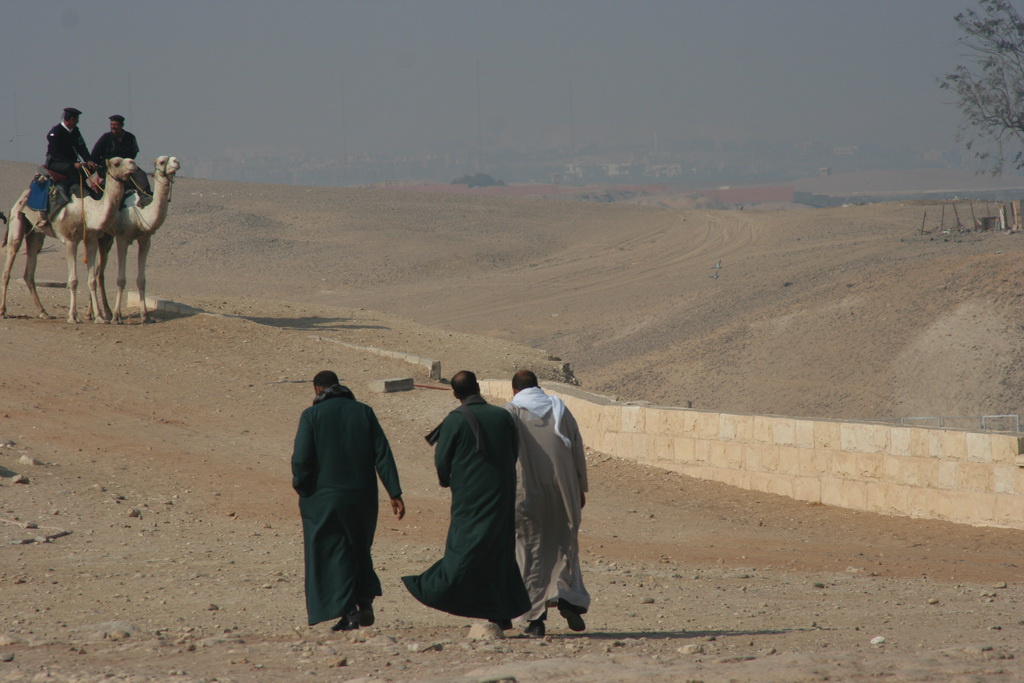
942 0 1024 174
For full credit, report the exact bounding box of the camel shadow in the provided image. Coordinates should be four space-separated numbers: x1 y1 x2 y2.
1 466 18 478
242 315 390 332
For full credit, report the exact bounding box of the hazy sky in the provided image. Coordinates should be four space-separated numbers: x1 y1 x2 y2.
0 0 984 170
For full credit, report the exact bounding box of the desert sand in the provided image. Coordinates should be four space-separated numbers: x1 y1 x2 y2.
1 159 1023 681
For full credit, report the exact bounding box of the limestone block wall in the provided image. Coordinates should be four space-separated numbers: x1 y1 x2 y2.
480 379 1024 530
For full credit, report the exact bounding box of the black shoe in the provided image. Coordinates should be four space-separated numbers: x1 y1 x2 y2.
357 603 375 627
523 619 546 638
489 619 513 631
557 599 586 632
330 612 361 632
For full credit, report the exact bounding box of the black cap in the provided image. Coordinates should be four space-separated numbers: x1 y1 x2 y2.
109 114 125 123
63 107 82 118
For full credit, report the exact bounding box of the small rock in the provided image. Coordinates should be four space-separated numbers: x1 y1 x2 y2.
128 509 142 518
678 643 704 655
993 582 1008 589
927 598 939 605
11 475 28 485
640 597 655 604
18 455 41 466
208 604 220 611
408 642 443 652
813 582 825 589
467 622 504 641
22 522 37 530
870 636 886 646
328 657 348 667
0 653 13 662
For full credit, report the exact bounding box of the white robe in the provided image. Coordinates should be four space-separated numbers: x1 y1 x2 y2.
506 389 590 621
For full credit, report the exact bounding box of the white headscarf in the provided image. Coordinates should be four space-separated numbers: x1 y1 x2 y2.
510 386 571 448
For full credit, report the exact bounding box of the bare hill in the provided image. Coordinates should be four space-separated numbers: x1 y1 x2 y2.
5 160 1021 423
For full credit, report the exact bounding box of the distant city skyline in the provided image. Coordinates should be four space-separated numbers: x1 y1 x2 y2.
0 1 999 182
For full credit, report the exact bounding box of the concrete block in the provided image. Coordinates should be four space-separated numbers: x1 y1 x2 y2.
791 476 821 503
954 462 992 493
831 452 856 479
719 413 753 442
889 427 912 456
777 446 801 475
621 406 645 433
693 439 711 465
965 432 993 463
813 421 841 450
753 416 775 445
761 445 780 473
794 420 815 449
766 475 794 498
644 408 672 436
747 471 774 494
935 460 957 490
955 492 997 525
856 453 884 480
673 436 696 465
695 412 720 440
838 480 868 510
772 418 797 447
884 483 911 515
708 441 729 469
744 445 763 472
927 431 946 459
908 428 932 458
725 442 745 469
943 430 968 461
865 481 886 512
993 465 1018 495
883 455 902 481
993 493 1024 528
820 478 845 507
901 457 937 488
801 449 829 476
368 377 414 393
653 435 675 464
840 423 890 454
991 435 1024 464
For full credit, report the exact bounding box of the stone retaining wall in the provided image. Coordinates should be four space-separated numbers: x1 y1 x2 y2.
480 380 1024 530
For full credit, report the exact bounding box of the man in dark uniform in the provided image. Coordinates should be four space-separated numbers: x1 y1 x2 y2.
36 107 96 227
402 370 531 632
292 370 406 632
91 114 150 194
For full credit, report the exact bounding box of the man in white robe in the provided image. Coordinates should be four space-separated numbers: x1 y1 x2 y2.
504 370 590 637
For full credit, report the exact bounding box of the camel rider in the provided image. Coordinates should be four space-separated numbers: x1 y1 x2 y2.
37 107 96 228
91 114 151 195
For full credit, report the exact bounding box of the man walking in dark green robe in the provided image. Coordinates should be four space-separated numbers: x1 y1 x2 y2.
402 370 531 628
292 371 405 632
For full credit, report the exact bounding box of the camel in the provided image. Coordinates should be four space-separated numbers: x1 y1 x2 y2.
1 157 137 323
94 155 180 323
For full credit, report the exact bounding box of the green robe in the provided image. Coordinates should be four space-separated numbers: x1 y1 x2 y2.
402 395 531 620
292 396 402 626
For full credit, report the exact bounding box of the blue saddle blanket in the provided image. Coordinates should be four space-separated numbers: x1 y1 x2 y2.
27 177 51 212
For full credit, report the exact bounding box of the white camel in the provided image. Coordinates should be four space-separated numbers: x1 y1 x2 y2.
95 155 180 323
1 157 137 323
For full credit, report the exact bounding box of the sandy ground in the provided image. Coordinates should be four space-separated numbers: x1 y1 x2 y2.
2 161 1023 681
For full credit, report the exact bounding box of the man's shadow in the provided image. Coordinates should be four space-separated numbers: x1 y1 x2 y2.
543 627 810 640
243 315 390 332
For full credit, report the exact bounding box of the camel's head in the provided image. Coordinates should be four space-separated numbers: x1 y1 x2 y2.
106 156 138 180
154 155 181 177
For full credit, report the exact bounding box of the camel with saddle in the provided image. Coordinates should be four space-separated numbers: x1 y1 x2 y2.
94 155 180 323
1 156 137 323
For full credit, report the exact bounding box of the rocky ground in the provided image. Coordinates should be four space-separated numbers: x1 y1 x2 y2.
1 163 1023 680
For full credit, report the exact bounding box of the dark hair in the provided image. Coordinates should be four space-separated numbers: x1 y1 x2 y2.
312 370 340 388
512 369 539 392
451 370 480 399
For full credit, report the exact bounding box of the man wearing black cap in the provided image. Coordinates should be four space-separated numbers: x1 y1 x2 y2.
36 107 96 227
91 114 150 194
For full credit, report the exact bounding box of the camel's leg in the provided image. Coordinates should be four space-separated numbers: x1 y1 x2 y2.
136 235 152 323
112 236 130 324
65 239 80 324
84 237 108 325
21 231 50 319
97 232 114 321
1 219 23 319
